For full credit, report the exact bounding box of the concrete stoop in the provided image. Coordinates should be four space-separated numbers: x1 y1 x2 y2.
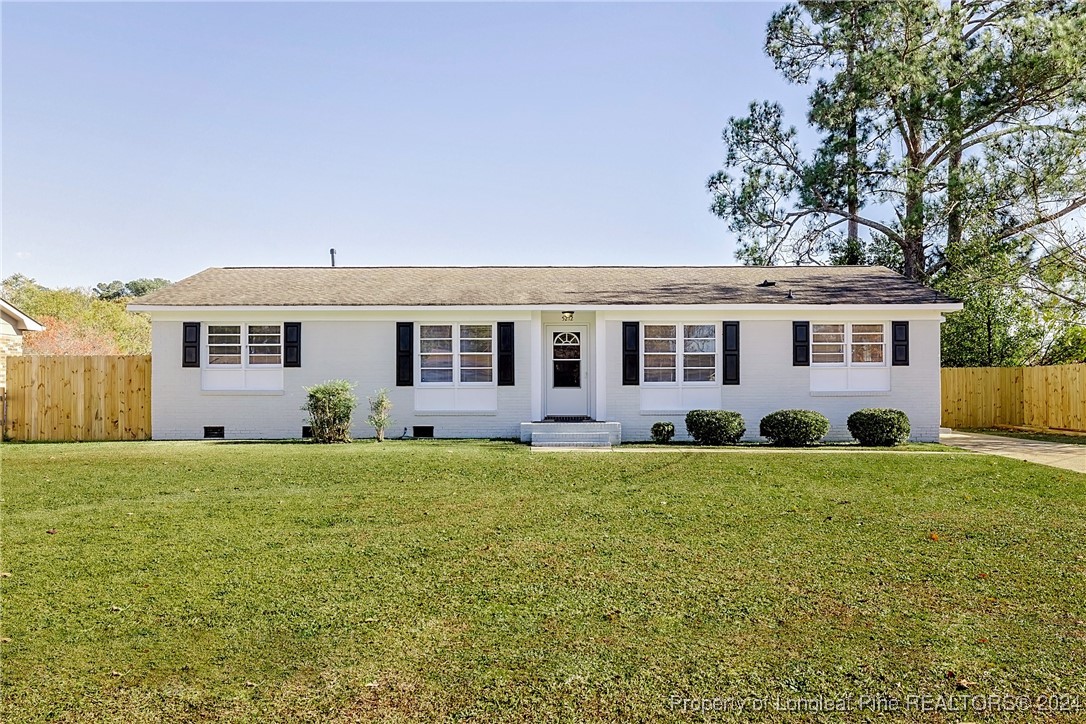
520 421 622 448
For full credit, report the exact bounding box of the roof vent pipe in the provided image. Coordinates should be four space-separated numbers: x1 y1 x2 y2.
330 248 337 267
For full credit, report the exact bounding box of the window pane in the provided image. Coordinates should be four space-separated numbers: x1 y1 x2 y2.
420 325 452 339
813 323 844 334
420 354 453 368
420 339 452 353
553 345 579 360
248 325 279 335
644 354 676 368
420 369 453 383
209 353 241 365
683 324 715 338
684 338 716 353
460 354 491 368
852 324 883 334
460 339 492 353
851 344 884 363
644 338 676 353
812 351 845 364
644 325 676 339
553 361 580 387
460 324 492 339
684 368 716 382
644 368 676 382
461 368 493 383
208 325 241 336
249 355 281 365
683 354 715 368
208 335 240 345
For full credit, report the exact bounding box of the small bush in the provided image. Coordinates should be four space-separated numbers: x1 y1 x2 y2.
759 409 829 446
302 380 357 443
367 388 394 442
650 421 675 444
685 410 746 445
847 408 911 446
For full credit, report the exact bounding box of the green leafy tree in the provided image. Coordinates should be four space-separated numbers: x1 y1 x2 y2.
93 278 171 299
93 281 127 300
2 275 151 354
709 0 1086 281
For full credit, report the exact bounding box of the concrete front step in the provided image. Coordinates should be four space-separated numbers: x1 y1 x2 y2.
531 431 612 447
520 421 622 446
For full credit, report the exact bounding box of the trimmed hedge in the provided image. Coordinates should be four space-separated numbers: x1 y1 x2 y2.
650 421 676 444
847 408 911 446
759 409 829 446
685 410 745 446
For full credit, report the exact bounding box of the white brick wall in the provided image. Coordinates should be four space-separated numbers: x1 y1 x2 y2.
151 312 944 442
604 318 943 443
151 319 531 440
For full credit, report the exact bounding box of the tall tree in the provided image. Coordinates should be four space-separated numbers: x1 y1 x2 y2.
709 0 1086 282
93 278 171 300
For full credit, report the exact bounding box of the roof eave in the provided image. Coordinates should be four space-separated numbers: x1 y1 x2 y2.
129 302 965 313
0 299 45 331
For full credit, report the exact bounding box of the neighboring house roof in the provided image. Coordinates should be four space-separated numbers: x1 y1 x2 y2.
130 266 960 307
0 298 45 331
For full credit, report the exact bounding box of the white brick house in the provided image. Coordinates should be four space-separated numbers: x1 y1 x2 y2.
129 266 961 443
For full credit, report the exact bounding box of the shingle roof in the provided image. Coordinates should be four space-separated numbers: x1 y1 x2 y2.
132 266 958 307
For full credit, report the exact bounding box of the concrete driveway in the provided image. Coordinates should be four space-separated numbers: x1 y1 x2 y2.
941 430 1086 474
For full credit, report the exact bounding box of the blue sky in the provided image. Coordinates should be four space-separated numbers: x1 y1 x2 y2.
2 2 810 289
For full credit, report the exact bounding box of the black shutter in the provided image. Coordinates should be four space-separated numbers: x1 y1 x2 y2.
722 321 740 385
182 322 200 367
396 322 413 386
622 322 639 385
283 323 301 367
792 321 810 366
891 321 909 366
497 322 515 386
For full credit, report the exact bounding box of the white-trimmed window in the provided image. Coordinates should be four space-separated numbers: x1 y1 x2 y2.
643 323 717 384
812 323 885 366
419 323 494 384
207 324 283 367
248 325 282 365
683 324 717 382
850 323 885 364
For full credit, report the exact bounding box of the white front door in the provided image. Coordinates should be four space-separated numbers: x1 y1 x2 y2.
545 325 590 417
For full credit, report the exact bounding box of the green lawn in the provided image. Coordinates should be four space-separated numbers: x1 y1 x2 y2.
2 441 1085 722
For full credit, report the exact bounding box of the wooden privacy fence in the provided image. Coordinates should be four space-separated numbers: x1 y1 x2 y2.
941 364 1086 432
3 355 151 441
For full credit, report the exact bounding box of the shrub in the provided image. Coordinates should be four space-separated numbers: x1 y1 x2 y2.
367 388 394 442
684 410 746 445
847 408 911 446
302 380 357 443
759 409 829 446
650 421 675 444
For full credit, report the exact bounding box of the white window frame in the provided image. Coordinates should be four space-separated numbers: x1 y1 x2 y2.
811 322 887 368
641 322 719 386
205 323 284 369
417 322 496 387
